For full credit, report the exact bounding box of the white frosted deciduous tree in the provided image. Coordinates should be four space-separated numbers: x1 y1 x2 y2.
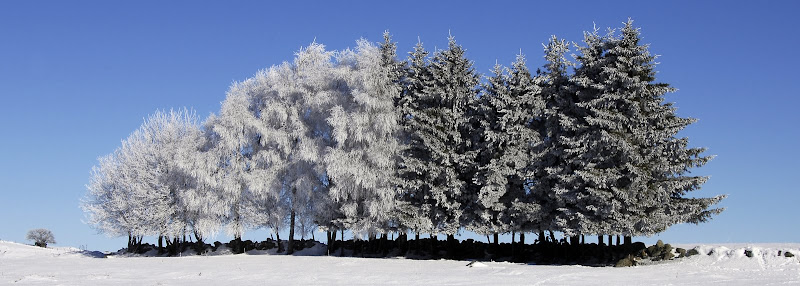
215 42 338 254
83 109 204 251
325 39 401 239
83 150 142 250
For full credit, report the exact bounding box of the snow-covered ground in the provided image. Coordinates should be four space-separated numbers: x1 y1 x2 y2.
1 240 798 285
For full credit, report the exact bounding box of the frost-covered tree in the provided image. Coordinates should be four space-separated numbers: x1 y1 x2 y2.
397 35 480 244
567 20 724 242
83 150 142 250
26 228 56 248
530 35 584 243
395 40 435 240
325 39 401 239
131 109 203 250
83 109 204 251
473 53 544 244
207 89 282 253
215 42 339 254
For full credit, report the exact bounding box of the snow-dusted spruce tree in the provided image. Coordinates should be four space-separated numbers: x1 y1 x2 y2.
531 36 578 244
401 35 480 248
470 55 543 245
568 20 724 244
395 40 436 242
497 54 544 245
324 39 401 240
26 228 56 248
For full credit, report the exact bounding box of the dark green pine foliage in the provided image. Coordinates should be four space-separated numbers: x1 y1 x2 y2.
531 36 581 240
395 40 437 236
505 56 546 237
380 31 405 91
470 55 543 239
570 20 725 238
425 35 481 236
556 28 616 237
397 35 480 236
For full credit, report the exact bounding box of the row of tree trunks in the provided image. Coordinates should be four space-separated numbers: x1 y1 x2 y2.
127 234 143 252
320 230 636 257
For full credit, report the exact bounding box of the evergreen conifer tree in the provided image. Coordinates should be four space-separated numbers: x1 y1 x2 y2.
424 35 480 237
570 20 725 241
396 40 436 239
471 54 543 243
531 36 579 243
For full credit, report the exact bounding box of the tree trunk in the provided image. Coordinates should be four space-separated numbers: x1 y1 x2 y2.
326 231 332 256
430 234 436 256
194 231 203 244
276 232 283 253
538 230 546 244
624 236 632 245
598 235 604 246
518 232 525 262
288 208 296 255
231 236 242 254
511 231 516 259
548 231 556 243
493 232 499 246
414 232 420 253
381 233 388 256
607 235 613 247
332 230 337 255
446 234 457 258
616 235 620 246
339 229 345 257
569 235 580 246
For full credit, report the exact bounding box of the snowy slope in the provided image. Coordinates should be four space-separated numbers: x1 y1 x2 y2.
1 241 798 285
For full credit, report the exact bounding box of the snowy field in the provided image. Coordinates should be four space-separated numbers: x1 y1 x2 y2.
1 241 798 285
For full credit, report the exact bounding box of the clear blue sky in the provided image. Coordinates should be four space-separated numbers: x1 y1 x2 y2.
1 0 797 251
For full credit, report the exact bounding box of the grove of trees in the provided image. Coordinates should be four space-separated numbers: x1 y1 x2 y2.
83 20 724 255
